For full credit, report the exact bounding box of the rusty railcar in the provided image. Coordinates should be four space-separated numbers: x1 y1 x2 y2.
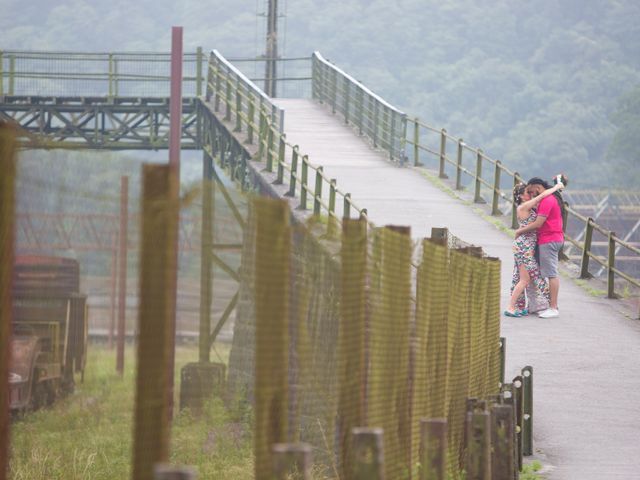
9 255 88 412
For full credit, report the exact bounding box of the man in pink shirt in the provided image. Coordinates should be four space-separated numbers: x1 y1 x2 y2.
515 176 566 318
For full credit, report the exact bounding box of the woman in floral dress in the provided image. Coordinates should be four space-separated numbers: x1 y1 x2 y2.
504 180 564 317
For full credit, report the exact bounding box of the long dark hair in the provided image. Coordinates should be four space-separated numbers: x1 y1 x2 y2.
527 175 569 228
513 183 527 206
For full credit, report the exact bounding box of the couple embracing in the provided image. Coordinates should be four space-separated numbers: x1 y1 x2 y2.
505 174 568 319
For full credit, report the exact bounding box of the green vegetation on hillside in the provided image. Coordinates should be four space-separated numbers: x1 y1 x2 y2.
2 0 639 188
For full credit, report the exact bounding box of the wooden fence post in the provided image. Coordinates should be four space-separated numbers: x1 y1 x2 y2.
344 193 352 219
579 219 594 279
511 175 519 229
466 411 491 480
266 124 275 171
499 337 506 387
132 164 179 480
455 138 464 190
276 134 285 184
225 78 232 121
513 376 524 471
327 179 338 237
491 161 502 215
254 198 290 480
272 443 312 479
352 428 385 480
338 219 368 479
286 146 299 197
419 419 447 480
522 366 533 456
438 128 447 178
414 119 421 166
0 122 17 480
247 97 255 144
474 149 485 204
300 156 309 210
491 404 515 480
607 231 617 299
154 464 196 480
502 383 520 471
313 167 323 216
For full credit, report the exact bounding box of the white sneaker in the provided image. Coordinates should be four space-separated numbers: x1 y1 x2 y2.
538 308 559 318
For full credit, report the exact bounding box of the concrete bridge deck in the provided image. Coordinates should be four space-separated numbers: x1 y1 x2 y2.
275 98 640 480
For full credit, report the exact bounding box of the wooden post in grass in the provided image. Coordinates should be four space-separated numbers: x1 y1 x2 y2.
0 122 17 480
272 443 312 479
491 404 515 480
352 428 385 480
132 164 179 480
522 366 533 456
154 464 196 479
466 411 491 480
513 375 524 471
254 198 290 480
419 418 447 480
338 218 368 479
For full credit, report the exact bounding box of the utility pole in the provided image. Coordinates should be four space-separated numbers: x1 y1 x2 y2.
264 0 278 97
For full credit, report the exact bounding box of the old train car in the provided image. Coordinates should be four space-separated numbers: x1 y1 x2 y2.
9 255 88 412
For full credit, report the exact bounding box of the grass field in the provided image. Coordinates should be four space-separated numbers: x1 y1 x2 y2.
9 342 541 480
9 343 253 480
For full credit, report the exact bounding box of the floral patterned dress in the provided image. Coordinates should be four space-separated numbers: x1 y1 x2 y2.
511 209 550 312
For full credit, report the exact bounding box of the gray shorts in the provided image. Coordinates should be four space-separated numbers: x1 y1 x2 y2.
539 242 563 278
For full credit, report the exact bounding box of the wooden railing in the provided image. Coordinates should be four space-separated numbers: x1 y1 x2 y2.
406 117 640 306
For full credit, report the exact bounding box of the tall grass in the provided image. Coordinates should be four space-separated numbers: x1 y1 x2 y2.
9 343 253 480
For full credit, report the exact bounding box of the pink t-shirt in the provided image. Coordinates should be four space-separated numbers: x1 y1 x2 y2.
537 195 564 244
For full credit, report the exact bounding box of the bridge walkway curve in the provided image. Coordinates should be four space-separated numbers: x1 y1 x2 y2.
274 97 640 480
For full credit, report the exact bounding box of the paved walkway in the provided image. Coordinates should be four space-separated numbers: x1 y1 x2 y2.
275 98 640 479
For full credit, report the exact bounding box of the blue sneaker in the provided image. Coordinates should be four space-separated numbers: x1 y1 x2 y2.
504 310 522 317
517 309 529 316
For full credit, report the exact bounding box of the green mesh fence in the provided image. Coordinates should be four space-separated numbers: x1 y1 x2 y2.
4 146 501 479
232 196 502 479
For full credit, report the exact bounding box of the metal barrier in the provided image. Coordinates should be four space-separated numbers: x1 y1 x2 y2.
228 56 312 99
206 50 368 230
311 52 407 163
0 49 206 97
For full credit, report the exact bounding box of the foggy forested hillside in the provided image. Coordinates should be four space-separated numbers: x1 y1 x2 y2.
3 0 640 188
